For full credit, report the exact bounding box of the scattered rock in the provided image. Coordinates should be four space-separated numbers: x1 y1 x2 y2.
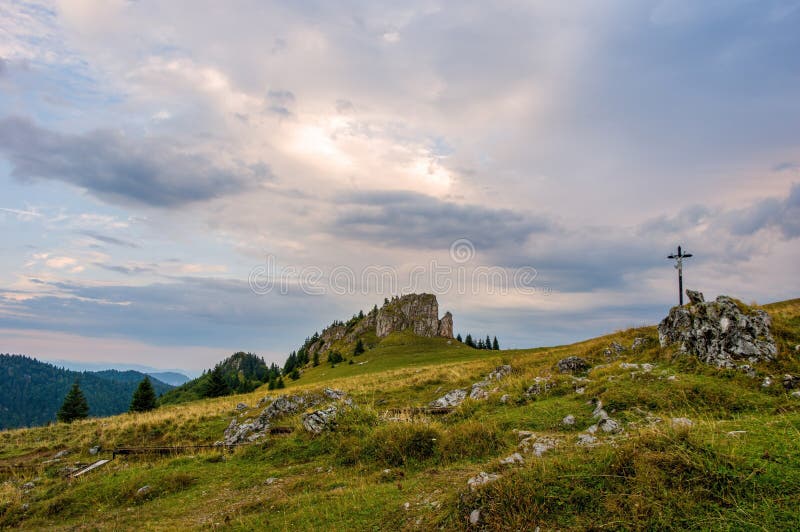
302 405 339 434
631 337 649 350
603 342 626 358
470 509 481 525
762 376 773 388
500 394 510 404
403 502 410 510
21 481 35 490
469 384 489 400
575 387 586 395
782 375 800 390
519 435 560 457
671 417 693 428
136 485 152 497
430 389 467 408
738 364 757 378
620 362 655 372
658 292 777 367
467 472 499 491
726 430 747 437
487 365 513 381
598 418 622 434
513 430 535 440
562 414 576 426
576 434 598 446
21 503 29 511
557 356 590 374
667 375 677 381
525 377 553 396
499 452 525 465
224 392 334 445
53 450 69 459
235 402 249 411
88 446 100 455
323 388 347 400
264 477 277 485
791 391 800 399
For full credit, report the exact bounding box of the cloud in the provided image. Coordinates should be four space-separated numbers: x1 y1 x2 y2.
335 190 551 250
727 182 800 239
0 116 269 207
78 230 139 248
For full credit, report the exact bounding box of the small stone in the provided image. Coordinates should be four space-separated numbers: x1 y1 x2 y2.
430 388 467 408
782 374 799 390
513 430 535 440
726 430 747 437
671 417 693 428
499 452 525 465
21 481 35 490
577 434 598 446
500 394 510 403
470 509 481 525
235 402 249 411
403 502 410 510
53 450 69 459
89 446 100 455
599 418 622 433
467 472 499 491
631 337 649 350
761 376 773 388
562 414 576 426
264 477 277 485
791 391 800 399
557 356 590 374
575 387 585 395
667 375 677 381
21 503 29 511
525 377 553 396
136 485 151 497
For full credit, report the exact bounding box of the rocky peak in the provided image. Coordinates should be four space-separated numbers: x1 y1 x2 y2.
376 293 453 339
658 290 777 368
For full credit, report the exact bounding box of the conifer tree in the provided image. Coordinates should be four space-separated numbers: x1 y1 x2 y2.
465 334 475 348
485 335 492 350
353 339 365 356
276 377 285 389
129 376 158 412
456 333 463 343
492 336 500 350
57 381 89 423
313 351 320 367
203 365 230 398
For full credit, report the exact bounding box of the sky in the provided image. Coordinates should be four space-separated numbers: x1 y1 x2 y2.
0 0 798 371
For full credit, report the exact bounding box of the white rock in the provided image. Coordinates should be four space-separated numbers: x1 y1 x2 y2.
726 430 746 437
671 417 693 428
470 509 481 525
599 418 622 433
467 472 499 491
53 450 69 459
577 434 598 446
136 485 152 497
264 477 277 485
499 452 525 465
562 415 576 426
500 394 510 403
761 376 773 388
791 391 800 399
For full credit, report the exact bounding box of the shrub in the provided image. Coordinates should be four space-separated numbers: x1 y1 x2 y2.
440 421 504 462
372 423 441 466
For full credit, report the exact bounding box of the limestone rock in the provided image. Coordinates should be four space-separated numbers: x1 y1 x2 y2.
88 446 100 455
658 292 777 367
376 293 453 338
671 417 693 428
519 435 560 457
136 485 152 497
467 471 499 491
525 377 553 396
302 405 338 434
499 452 525 465
782 375 800 390
557 356 590 374
603 342 626 358
686 290 705 304
631 337 649 350
577 434 598 447
235 402 249 412
469 509 481 525
562 414 576 426
21 481 35 490
430 389 467 408
53 450 69 459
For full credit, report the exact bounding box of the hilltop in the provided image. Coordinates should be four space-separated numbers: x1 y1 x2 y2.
0 356 173 430
0 296 799 530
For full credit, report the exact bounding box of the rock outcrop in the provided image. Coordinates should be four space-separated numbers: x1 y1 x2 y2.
557 356 590 374
658 291 777 367
376 294 453 339
306 294 453 359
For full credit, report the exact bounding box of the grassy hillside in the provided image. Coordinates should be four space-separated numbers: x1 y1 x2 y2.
1 298 799 530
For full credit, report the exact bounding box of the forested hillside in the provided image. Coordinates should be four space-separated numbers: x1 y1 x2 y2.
0 355 173 429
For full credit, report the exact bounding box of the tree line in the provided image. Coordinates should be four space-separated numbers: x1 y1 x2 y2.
456 333 501 350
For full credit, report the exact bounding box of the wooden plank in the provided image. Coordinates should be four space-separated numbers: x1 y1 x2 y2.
72 459 110 477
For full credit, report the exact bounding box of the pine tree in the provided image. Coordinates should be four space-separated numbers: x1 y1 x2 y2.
289 368 301 380
456 333 463 343
203 365 230 398
353 339 365 356
485 335 492 350
276 377 285 389
477 338 485 349
268 376 276 390
492 336 500 350
129 376 158 412
313 351 320 367
465 334 475 348
57 381 89 423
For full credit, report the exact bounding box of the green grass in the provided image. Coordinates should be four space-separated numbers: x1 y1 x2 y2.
2 298 800 530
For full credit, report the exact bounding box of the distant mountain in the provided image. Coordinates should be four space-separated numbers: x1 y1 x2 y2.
146 371 191 386
44 359 196 380
159 352 277 405
0 354 174 430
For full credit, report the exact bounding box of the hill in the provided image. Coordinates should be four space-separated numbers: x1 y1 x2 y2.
0 296 799 530
158 352 278 405
0 356 173 430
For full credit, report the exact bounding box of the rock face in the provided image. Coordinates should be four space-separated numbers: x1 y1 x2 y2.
376 294 453 339
306 294 453 358
658 291 777 367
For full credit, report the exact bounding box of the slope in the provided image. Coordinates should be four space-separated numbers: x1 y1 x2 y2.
0 297 798 530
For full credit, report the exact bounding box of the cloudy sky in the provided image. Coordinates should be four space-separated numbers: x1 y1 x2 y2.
1 0 798 371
